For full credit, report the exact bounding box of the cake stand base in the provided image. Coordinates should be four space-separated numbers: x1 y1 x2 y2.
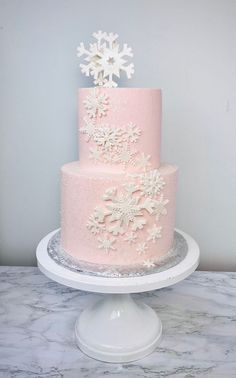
36 229 199 363
75 293 162 363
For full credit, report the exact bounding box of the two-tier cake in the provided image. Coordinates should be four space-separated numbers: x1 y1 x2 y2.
60 31 178 269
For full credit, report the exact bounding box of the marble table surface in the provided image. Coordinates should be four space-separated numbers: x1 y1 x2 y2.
0 267 235 378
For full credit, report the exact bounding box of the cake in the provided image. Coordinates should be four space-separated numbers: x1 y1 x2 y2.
60 31 178 269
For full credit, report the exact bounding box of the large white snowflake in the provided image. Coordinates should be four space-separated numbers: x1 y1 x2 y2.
83 88 109 119
100 186 158 234
77 31 134 87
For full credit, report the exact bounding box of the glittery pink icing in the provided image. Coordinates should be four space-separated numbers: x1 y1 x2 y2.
78 88 161 173
61 162 178 266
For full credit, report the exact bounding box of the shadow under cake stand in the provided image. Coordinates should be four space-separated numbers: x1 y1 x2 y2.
36 229 200 363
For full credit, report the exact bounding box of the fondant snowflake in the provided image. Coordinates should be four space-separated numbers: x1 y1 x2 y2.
87 214 105 235
83 88 109 119
123 123 141 143
98 235 116 253
77 31 134 87
114 144 137 170
141 170 165 198
153 194 169 221
89 147 102 163
143 259 155 268
94 127 123 151
104 189 143 227
136 242 148 255
93 184 158 239
79 118 97 142
136 152 151 172
147 224 162 243
124 232 137 244
131 218 146 231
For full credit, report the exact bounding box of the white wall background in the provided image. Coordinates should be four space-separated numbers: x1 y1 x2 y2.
0 0 236 270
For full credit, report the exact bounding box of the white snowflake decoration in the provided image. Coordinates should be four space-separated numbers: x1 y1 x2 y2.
87 214 105 235
83 88 109 119
143 259 155 268
113 144 137 170
123 123 141 143
136 152 151 172
77 31 134 87
89 146 102 163
147 224 162 243
140 169 166 198
98 235 116 253
153 194 169 221
136 242 148 255
79 117 97 142
124 232 137 244
93 127 123 151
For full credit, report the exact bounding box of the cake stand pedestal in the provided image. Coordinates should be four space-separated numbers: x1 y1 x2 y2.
36 229 199 363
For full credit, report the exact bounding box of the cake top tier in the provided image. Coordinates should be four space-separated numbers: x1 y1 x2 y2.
77 31 134 88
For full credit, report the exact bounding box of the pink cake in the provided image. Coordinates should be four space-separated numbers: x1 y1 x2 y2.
60 32 178 269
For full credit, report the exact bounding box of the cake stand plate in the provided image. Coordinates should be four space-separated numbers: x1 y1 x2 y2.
36 229 200 363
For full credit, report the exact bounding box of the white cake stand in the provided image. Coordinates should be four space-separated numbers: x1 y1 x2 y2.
36 229 199 363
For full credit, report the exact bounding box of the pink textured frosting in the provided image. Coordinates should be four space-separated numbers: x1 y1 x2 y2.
61 162 178 266
78 88 161 173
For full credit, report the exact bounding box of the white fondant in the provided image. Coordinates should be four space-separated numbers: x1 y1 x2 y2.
77 31 134 87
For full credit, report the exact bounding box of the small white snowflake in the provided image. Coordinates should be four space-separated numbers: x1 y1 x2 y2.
83 88 109 119
87 215 105 235
136 242 148 255
147 224 162 243
77 31 134 87
98 235 116 253
153 194 169 221
114 144 137 169
124 232 137 244
136 152 151 172
123 122 141 143
89 146 102 162
143 259 155 268
79 117 97 142
141 170 165 198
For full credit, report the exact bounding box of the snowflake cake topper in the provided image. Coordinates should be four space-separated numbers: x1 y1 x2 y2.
77 31 134 87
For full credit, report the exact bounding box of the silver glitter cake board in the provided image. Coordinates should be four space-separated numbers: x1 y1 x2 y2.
48 230 188 278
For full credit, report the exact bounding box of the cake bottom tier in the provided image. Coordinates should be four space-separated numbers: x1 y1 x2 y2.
61 162 178 267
